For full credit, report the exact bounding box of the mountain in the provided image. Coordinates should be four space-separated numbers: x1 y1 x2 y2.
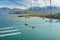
0 7 22 14
7 6 60 14
27 7 41 12
27 6 60 14
42 6 60 13
9 8 22 14
0 7 11 14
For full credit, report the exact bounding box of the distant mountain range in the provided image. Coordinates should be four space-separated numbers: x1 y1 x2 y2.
0 7 10 14
0 6 60 14
0 7 22 14
27 6 60 13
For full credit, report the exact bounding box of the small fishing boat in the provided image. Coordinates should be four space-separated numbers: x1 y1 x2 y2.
25 23 28 26
32 26 35 28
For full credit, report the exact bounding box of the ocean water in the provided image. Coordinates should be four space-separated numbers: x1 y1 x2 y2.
0 14 60 40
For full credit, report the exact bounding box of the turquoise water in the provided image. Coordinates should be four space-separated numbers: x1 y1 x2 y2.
0 14 60 40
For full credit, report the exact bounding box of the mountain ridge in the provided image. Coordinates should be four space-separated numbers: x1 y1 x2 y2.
0 6 60 14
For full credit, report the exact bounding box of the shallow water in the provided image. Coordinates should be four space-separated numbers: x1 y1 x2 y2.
0 14 60 40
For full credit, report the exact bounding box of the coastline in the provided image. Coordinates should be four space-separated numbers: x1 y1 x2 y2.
17 14 60 20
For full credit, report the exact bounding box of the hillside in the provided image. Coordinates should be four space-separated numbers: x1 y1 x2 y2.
9 6 60 14
0 7 22 14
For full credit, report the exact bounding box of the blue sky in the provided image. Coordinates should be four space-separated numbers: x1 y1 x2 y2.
0 0 60 9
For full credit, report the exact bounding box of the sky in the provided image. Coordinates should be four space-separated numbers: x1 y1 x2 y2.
0 0 60 9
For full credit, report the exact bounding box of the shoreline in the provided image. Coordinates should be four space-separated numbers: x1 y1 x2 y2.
17 14 60 20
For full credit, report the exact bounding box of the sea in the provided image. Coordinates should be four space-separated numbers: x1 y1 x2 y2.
0 13 60 40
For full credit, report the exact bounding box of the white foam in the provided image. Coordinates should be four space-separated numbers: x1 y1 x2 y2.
0 29 18 33
0 27 15 30
0 32 21 37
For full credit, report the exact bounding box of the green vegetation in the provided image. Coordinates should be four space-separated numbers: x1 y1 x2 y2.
9 10 60 19
18 13 60 19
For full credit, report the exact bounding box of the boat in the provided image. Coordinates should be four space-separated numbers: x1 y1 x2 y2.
25 24 28 26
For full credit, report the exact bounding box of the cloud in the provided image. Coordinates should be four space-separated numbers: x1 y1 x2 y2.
0 5 27 9
0 0 60 9
52 0 60 6
22 0 50 7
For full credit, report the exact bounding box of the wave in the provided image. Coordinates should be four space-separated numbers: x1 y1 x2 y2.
0 29 18 33
0 32 21 37
0 27 15 30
